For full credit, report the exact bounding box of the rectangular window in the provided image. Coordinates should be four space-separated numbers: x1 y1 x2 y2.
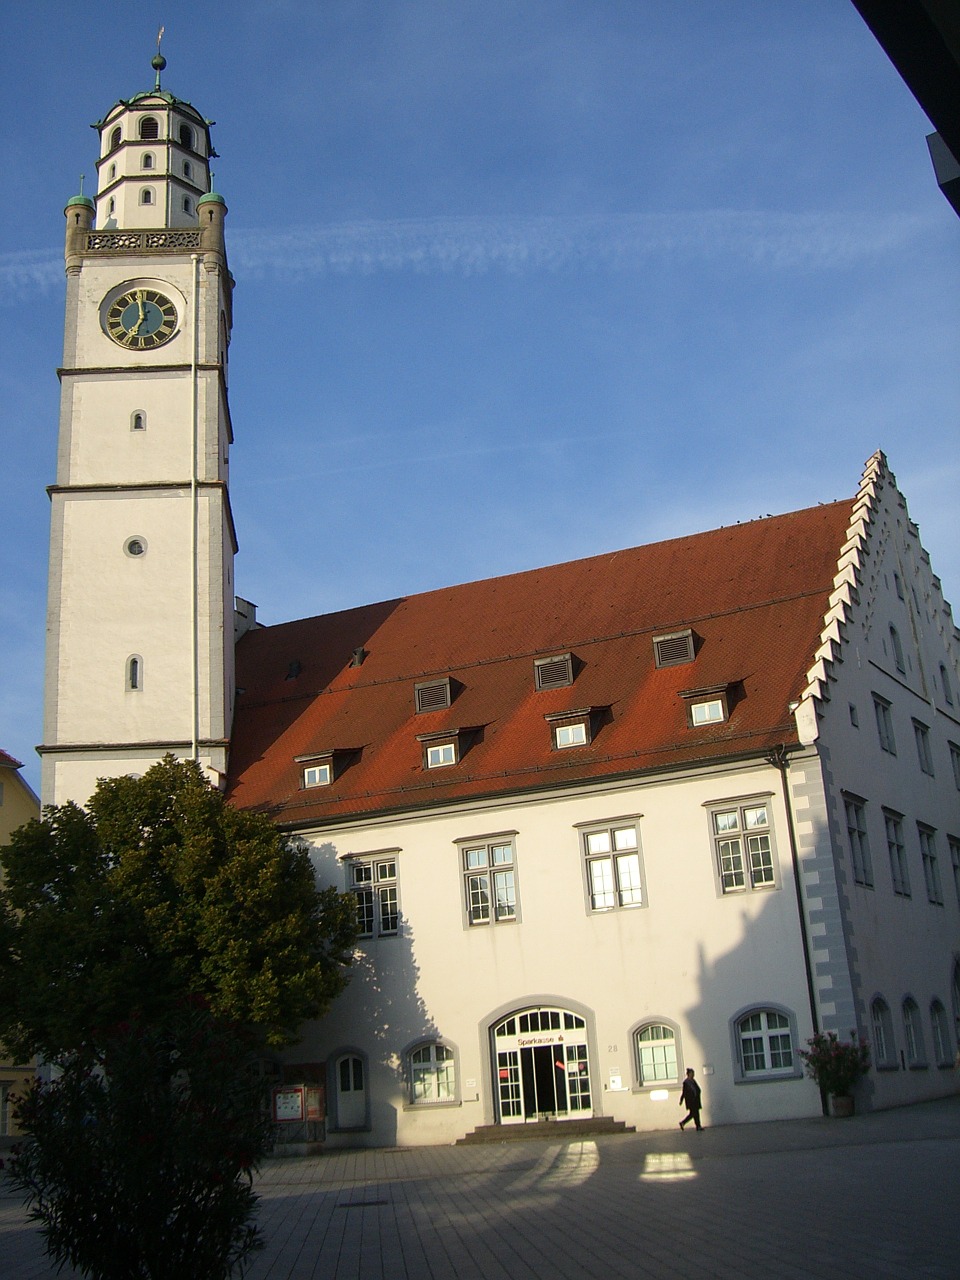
711 801 776 895
884 812 910 897
949 837 960 909
350 856 400 938
691 698 724 725
919 827 943 905
873 695 896 754
461 839 517 926
302 763 331 788
581 821 644 911
844 796 873 887
555 721 588 749
950 743 960 791
913 720 934 776
426 741 457 769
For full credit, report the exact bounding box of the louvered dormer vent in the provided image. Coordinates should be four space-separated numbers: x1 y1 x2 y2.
415 678 453 713
652 630 695 668
534 653 574 691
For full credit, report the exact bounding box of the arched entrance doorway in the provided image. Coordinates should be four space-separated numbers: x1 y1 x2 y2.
492 1006 592 1124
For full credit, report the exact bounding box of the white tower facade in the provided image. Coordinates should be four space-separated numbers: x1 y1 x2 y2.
41 56 237 806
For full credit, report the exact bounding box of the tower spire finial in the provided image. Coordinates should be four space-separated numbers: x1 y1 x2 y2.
152 26 167 90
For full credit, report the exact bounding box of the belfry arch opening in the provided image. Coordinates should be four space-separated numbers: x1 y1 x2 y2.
492 1005 592 1124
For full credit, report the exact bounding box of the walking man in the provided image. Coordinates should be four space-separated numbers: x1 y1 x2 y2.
679 1067 703 1131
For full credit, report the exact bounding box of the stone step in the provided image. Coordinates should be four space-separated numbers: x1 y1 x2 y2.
457 1116 635 1144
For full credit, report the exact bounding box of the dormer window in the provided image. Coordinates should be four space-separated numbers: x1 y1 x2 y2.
544 707 602 750
535 653 574 690
303 763 332 788
415 678 452 713
653 629 695 667
427 742 457 769
680 684 731 727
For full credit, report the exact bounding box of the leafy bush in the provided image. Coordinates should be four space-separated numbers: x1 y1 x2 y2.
798 1030 870 1097
9 1004 270 1280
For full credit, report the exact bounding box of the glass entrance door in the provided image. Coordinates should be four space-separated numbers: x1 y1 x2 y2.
493 1007 592 1124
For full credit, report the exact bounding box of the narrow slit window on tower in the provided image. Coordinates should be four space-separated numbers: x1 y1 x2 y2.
131 411 146 432
126 656 143 691
140 188 154 206
108 163 116 181
183 160 193 179
182 196 192 214
108 197 116 216
141 153 154 170
139 116 159 141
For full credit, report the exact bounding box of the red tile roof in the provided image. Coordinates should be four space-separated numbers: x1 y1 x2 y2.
0 750 24 770
227 500 853 826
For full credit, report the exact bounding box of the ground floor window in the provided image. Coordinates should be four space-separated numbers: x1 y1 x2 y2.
736 1008 795 1078
871 997 897 1068
635 1022 679 1085
902 998 926 1067
410 1042 456 1104
930 1000 951 1066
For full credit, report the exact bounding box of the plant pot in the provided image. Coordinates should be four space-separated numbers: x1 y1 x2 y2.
830 1094 855 1118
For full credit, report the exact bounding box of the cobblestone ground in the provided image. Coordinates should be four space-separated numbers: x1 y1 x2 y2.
2 1097 959 1279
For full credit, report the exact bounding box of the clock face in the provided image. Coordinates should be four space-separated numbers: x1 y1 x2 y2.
105 288 178 349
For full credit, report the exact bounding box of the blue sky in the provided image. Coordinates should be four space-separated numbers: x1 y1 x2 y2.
1 1 958 794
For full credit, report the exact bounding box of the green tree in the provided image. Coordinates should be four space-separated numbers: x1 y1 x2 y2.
0 756 357 1062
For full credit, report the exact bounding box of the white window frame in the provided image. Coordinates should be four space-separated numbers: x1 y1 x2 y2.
902 997 926 1068
930 1000 951 1067
918 826 943 905
426 741 457 769
843 795 873 888
884 811 910 897
691 698 725 725
578 818 646 913
634 1020 681 1087
407 1041 458 1106
347 853 400 939
459 835 519 927
873 695 896 755
707 796 778 896
555 721 588 749
871 996 897 1069
732 1006 800 1082
913 720 934 776
302 763 331 788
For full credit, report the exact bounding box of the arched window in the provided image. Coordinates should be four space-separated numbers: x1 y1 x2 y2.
140 188 153 206
126 656 143 692
734 1008 797 1080
131 411 146 432
109 163 116 181
182 196 192 214
408 1041 457 1104
902 997 926 1066
107 197 115 216
635 1021 680 1086
930 1000 951 1066
139 116 159 141
183 160 193 179
889 626 905 674
141 152 154 170
179 123 194 149
871 997 896 1068
109 126 121 151
951 963 960 1050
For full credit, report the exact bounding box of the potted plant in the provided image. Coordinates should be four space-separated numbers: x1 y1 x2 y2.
799 1030 870 1116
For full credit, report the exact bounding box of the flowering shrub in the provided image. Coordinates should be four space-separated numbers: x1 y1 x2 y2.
798 1030 870 1097
8 1004 270 1280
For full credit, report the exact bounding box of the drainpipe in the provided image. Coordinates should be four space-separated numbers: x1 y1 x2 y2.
766 744 826 1114
190 253 201 762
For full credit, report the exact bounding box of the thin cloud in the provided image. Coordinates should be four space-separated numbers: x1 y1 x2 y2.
0 209 932 301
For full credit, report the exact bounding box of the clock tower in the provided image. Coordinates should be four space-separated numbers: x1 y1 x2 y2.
41 53 237 805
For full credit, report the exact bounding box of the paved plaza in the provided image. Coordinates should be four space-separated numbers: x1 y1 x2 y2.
2 1096 959 1278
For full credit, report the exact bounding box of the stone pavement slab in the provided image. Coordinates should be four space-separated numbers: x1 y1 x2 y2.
2 1097 959 1278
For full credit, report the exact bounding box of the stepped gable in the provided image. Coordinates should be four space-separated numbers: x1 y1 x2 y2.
227 498 855 826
